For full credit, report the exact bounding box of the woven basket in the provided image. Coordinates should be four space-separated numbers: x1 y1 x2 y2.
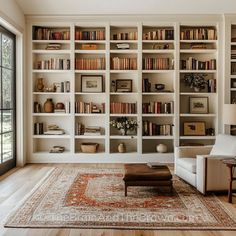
81 142 99 153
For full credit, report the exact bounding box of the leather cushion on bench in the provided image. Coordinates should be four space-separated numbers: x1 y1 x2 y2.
123 164 172 182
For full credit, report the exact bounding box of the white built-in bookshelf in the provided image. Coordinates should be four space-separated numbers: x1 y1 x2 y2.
29 20 220 163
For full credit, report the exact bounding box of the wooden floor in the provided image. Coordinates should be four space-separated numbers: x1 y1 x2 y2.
0 164 236 236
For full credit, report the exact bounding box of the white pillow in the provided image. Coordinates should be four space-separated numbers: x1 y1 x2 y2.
210 134 236 156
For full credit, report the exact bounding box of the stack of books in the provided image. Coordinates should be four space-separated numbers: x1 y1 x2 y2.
49 146 65 153
116 43 130 49
45 43 62 50
84 126 101 136
75 101 105 114
44 124 65 135
232 49 236 59
75 58 105 70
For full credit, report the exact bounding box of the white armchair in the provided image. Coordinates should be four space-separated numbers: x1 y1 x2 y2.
175 134 236 194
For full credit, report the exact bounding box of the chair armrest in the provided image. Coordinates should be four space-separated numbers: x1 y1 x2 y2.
196 155 233 194
175 145 213 159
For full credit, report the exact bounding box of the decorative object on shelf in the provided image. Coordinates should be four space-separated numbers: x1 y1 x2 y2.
116 79 132 92
206 128 215 136
33 102 42 113
81 44 97 50
81 143 99 153
116 43 130 49
189 97 209 114
43 98 54 113
183 121 206 136
183 73 208 92
36 78 45 92
110 117 138 136
118 143 126 153
155 83 165 91
55 102 65 110
49 146 65 153
81 75 103 93
111 80 116 92
223 104 236 135
156 144 168 153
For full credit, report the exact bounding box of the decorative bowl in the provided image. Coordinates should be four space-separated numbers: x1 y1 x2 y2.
155 84 165 91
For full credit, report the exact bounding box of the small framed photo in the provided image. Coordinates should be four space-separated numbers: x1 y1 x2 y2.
116 79 132 92
189 97 209 114
81 75 103 93
183 122 206 136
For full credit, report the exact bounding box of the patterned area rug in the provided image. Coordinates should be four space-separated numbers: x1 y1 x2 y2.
4 167 236 229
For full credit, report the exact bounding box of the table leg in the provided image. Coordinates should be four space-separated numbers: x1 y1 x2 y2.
125 184 127 197
228 166 233 203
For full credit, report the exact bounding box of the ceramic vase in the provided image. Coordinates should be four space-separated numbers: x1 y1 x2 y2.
36 78 44 92
44 98 54 113
118 143 126 153
156 144 167 153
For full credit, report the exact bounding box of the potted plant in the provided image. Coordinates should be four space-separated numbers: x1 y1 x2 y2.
110 117 138 135
184 73 208 92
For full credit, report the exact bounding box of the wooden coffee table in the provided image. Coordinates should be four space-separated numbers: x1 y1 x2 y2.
222 158 236 203
123 164 173 196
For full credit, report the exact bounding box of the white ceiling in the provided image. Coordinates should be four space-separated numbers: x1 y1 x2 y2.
14 0 236 15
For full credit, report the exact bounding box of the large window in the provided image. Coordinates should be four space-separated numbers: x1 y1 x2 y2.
0 26 16 175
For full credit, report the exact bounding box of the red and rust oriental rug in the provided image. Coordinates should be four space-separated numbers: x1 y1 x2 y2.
4 167 236 229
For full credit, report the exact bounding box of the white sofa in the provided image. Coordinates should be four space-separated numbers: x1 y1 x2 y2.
175 134 236 194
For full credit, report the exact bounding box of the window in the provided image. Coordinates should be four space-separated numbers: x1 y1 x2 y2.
0 25 16 175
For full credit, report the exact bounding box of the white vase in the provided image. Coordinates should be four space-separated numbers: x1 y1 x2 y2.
118 143 126 153
156 144 167 153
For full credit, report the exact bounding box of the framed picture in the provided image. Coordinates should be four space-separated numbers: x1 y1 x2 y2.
189 97 209 114
81 75 103 93
183 122 206 136
116 79 132 92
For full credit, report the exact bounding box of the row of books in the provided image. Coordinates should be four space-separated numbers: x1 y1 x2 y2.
231 63 236 75
34 122 44 135
33 27 70 40
75 123 102 135
142 58 172 70
231 50 236 59
142 101 174 114
180 28 217 40
75 58 105 70
180 58 216 70
143 29 174 40
207 79 216 93
53 81 70 93
110 102 136 114
143 121 173 136
112 32 138 40
111 57 137 70
75 30 105 40
35 59 70 70
75 102 105 114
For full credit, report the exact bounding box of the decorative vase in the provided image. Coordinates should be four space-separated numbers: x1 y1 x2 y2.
118 143 126 153
156 144 167 153
55 102 65 110
36 78 44 92
44 98 54 113
121 129 127 136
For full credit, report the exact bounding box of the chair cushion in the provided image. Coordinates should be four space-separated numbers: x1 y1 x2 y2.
210 134 236 156
177 158 196 174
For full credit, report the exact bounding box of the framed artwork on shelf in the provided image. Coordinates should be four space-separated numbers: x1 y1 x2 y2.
183 122 206 136
81 75 103 93
189 97 209 114
116 79 132 92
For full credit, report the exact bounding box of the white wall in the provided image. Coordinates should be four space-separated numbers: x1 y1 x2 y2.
14 0 236 15
0 0 24 30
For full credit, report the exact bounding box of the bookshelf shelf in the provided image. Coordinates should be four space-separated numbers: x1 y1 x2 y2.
28 20 220 163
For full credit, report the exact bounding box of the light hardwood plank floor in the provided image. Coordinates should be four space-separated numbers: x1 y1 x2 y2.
0 164 236 236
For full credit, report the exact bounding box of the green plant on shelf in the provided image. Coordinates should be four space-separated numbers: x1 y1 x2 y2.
110 117 138 135
184 73 208 92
